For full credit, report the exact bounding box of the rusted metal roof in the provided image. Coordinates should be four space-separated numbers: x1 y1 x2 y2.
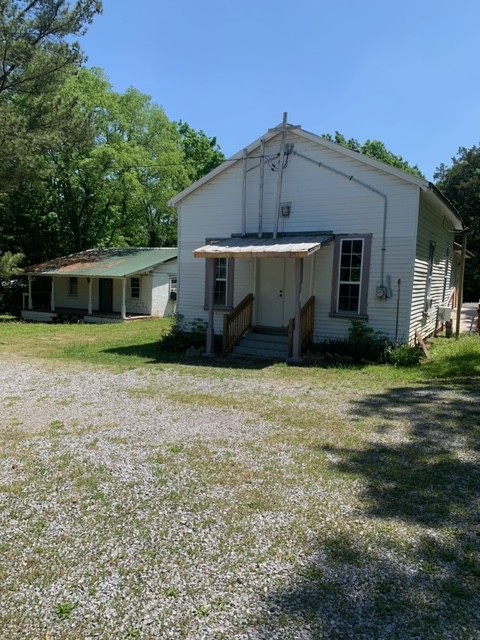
25 248 177 277
193 235 333 259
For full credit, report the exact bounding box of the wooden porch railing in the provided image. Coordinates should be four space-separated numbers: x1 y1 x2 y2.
222 293 254 356
288 296 315 358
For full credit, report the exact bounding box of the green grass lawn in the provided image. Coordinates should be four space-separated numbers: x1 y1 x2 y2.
1 317 480 383
0 317 172 368
0 320 479 638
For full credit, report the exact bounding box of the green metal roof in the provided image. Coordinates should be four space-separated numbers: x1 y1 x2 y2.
25 248 177 278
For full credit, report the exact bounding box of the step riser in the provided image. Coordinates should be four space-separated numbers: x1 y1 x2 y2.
233 331 288 360
233 348 286 360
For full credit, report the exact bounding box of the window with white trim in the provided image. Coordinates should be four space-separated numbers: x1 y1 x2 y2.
130 277 140 299
337 238 364 313
330 235 371 317
214 258 228 305
204 257 234 309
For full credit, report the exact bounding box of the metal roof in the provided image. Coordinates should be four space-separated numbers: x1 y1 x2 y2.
193 235 333 259
25 248 177 277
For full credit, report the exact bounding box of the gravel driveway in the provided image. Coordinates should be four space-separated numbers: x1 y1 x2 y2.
1 358 479 640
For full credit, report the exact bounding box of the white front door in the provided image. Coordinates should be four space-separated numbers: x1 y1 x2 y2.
256 258 295 327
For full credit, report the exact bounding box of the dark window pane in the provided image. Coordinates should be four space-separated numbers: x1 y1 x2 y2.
215 261 227 279
338 283 359 312
350 268 361 282
214 280 227 305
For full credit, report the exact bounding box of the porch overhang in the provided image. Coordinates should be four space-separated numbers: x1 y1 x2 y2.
193 234 334 259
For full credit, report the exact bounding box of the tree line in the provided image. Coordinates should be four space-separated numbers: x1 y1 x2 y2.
0 1 223 269
0 2 478 301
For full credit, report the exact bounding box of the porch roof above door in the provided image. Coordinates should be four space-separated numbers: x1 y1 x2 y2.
193 234 334 259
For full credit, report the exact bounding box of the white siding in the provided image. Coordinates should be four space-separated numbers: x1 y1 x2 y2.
52 276 90 309
151 260 177 317
409 195 455 342
176 130 431 342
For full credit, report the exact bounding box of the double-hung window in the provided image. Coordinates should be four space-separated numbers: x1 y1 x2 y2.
205 257 234 309
331 235 371 317
214 258 228 305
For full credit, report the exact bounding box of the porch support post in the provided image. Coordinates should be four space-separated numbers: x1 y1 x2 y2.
28 275 33 310
205 258 215 357
50 277 55 312
87 278 92 315
121 277 127 319
291 257 304 362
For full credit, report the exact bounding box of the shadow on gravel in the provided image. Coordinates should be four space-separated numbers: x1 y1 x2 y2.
102 342 275 370
253 384 480 639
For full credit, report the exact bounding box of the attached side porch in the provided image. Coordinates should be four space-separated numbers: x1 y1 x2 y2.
21 273 152 324
194 234 333 362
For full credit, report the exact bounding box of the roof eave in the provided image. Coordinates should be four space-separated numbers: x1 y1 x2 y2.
427 183 464 231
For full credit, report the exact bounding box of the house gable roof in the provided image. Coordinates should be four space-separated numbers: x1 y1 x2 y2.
168 121 463 230
25 248 177 278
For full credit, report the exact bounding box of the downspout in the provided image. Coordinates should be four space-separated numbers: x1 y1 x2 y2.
273 112 288 240
258 138 265 238
395 278 401 342
455 230 467 339
241 148 247 236
293 151 389 288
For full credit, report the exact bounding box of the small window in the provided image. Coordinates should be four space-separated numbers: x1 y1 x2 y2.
69 277 78 296
169 275 177 300
131 277 140 299
330 235 371 318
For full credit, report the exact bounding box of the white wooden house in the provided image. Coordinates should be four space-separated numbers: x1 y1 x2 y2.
22 247 177 323
169 117 465 360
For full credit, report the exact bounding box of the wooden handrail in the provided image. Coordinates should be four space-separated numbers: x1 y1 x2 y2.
222 293 254 356
288 296 315 358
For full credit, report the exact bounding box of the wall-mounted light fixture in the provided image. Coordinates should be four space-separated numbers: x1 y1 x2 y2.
280 202 291 217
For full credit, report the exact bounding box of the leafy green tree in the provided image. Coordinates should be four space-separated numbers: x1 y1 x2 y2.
323 131 424 178
0 0 101 97
0 1 102 186
177 121 225 182
3 68 191 260
0 251 24 277
435 146 480 301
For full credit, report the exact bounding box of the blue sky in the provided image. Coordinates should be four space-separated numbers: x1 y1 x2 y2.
79 0 480 180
